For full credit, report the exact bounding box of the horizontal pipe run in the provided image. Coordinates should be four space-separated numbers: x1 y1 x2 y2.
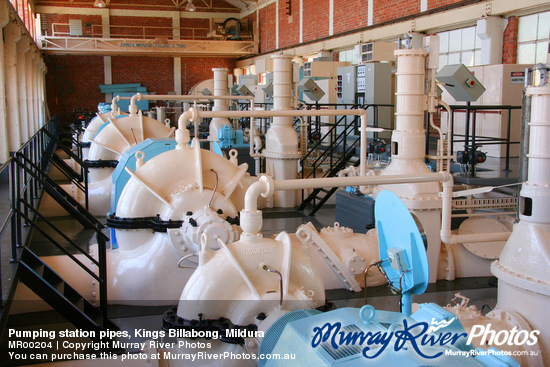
130 93 253 114
198 108 366 119
272 172 449 191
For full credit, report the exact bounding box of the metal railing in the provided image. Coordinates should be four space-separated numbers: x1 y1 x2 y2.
51 23 210 40
447 104 522 175
0 115 108 326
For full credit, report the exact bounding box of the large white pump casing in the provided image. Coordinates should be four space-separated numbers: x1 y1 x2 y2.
155 232 325 366
109 140 254 304
491 82 550 366
86 113 174 216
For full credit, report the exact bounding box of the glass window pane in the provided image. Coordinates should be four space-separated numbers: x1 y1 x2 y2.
474 50 482 66
537 11 550 40
518 43 536 64
462 51 475 66
449 29 462 52
462 26 476 50
519 14 539 42
438 31 449 52
438 54 448 70
448 52 461 64
536 41 547 64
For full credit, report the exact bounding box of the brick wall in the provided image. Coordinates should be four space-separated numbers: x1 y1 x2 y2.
427 0 465 9
180 57 237 93
45 55 105 122
373 0 419 24
258 3 277 53
279 0 300 48
503 16 518 64
303 0 329 42
45 55 237 122
333 0 368 34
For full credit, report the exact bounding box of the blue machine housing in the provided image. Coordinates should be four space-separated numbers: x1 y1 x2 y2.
258 304 519 367
217 125 249 149
109 138 177 214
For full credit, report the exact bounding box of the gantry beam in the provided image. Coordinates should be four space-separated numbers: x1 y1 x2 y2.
38 36 258 57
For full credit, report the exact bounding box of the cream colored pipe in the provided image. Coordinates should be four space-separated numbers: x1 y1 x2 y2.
182 107 369 178
240 172 450 236
440 176 512 245
129 92 254 115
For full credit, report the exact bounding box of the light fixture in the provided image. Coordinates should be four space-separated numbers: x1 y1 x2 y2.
94 0 106 8
185 0 196 12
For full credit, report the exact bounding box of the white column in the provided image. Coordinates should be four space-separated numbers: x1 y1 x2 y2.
17 37 29 143
209 68 230 146
173 11 182 94
4 22 22 152
0 6 9 162
32 49 40 134
420 0 428 12
26 45 36 137
102 10 112 102
299 0 303 43
276 0 279 49
368 0 373 26
264 54 300 207
476 16 505 65
39 61 47 127
329 0 333 36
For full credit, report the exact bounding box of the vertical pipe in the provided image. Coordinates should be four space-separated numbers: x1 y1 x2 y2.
209 68 230 148
264 54 300 208
492 81 550 367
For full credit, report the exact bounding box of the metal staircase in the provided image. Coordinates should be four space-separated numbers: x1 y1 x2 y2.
298 111 362 216
0 116 115 344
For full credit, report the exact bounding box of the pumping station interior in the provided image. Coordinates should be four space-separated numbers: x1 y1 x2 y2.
1 0 550 365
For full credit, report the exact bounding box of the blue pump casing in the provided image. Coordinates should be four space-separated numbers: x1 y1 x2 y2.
109 138 177 214
217 125 248 149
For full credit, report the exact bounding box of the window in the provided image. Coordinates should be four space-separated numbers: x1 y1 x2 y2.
517 11 550 65
437 26 481 69
338 49 360 64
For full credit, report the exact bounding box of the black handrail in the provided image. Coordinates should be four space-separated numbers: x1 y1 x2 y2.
0 115 108 327
447 104 522 175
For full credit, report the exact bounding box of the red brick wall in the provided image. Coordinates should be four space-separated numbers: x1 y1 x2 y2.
258 3 277 53
373 0 419 24
181 58 237 93
427 0 465 9
503 16 518 64
111 56 174 93
45 55 237 123
45 55 105 123
303 0 329 42
333 0 368 34
279 0 300 48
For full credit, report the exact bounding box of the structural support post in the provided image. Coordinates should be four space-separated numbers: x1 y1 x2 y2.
26 45 36 137
0 5 10 162
4 21 22 152
17 36 29 143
